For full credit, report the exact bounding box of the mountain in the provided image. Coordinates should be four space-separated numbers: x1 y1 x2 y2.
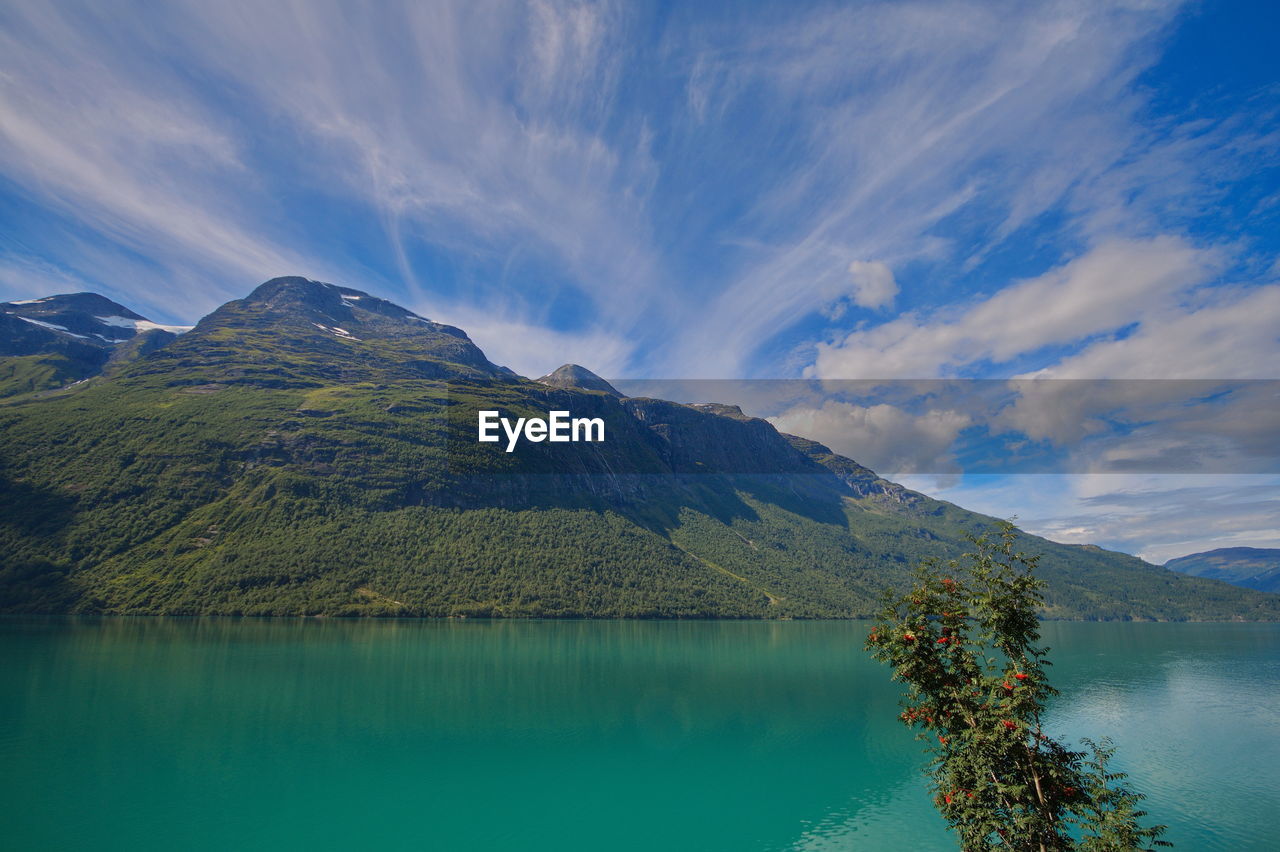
1165 548 1280 594
131 276 499 385
2 277 1277 620
537 363 623 396
1 292 189 397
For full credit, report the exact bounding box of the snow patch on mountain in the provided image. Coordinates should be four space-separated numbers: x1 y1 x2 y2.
312 322 361 341
95 315 192 334
14 315 90 338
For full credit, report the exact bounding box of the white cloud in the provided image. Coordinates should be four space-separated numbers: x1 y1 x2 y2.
809 237 1215 379
988 376 1280 477
427 302 634 382
924 472 1280 563
769 399 970 474
0 19 293 279
846 260 897 309
1022 283 1280 380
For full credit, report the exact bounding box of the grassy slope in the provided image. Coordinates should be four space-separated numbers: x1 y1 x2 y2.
0 353 93 398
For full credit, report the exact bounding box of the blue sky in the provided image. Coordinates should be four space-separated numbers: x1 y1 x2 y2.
1 0 1277 561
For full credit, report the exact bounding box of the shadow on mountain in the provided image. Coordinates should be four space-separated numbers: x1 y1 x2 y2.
0 471 78 536
437 470 852 533
0 473 80 611
0 556 78 612
437 387 856 530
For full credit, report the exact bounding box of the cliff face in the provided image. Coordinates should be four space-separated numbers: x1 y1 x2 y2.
621 398 823 475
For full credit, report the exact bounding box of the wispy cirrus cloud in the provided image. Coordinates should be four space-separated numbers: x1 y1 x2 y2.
2 0 1274 379
0 0 667 346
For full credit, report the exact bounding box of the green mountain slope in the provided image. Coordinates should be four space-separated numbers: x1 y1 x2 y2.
1165 548 1280 594
2 277 1276 620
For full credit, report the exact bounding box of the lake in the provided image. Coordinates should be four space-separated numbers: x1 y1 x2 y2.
2 618 1277 850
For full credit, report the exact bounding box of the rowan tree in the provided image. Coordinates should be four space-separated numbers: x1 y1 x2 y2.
865 522 1169 851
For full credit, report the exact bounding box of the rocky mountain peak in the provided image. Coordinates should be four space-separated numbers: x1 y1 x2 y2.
536 363 623 397
150 277 502 383
689 403 748 420
237 277 470 339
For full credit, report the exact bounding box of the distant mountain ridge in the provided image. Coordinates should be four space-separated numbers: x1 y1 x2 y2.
2 277 1277 621
1165 548 1280 594
1 292 190 397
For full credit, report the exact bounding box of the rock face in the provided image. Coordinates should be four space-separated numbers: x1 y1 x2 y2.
623 397 818 475
536 363 623 397
3 276 1279 621
1166 548 1280 594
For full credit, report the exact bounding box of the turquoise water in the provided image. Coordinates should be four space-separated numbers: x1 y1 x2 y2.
1 619 1277 850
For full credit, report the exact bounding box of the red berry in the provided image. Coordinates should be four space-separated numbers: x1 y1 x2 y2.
1002 719 1016 729
1014 673 1028 680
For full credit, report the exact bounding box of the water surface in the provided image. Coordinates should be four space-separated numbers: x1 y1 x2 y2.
2 619 1277 850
